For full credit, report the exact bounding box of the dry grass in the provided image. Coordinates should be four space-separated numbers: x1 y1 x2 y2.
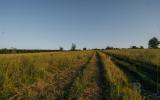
0 50 156 100
105 49 160 66
0 51 94 99
98 52 143 100
67 54 100 100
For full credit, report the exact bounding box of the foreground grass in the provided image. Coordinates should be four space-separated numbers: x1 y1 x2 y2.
104 49 160 92
0 51 94 99
111 57 160 99
98 52 142 100
0 50 157 100
105 49 160 87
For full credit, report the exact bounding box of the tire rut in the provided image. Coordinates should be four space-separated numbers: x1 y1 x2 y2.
56 54 94 100
110 56 160 100
96 52 109 100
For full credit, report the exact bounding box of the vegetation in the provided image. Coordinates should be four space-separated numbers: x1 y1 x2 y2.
105 49 160 66
98 52 142 100
130 46 139 49
0 49 61 54
59 46 64 51
0 51 93 99
0 49 159 100
104 49 160 85
66 54 100 100
71 43 76 51
148 37 160 48
83 47 87 51
104 49 160 99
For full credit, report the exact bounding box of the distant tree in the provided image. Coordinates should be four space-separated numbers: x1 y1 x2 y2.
83 47 87 50
130 46 138 49
105 46 114 50
71 43 76 51
92 48 99 50
140 46 144 49
148 37 160 48
10 47 17 53
59 46 63 51
1 48 7 53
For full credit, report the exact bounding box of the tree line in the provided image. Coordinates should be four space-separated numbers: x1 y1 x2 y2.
129 37 159 49
0 49 60 54
0 37 159 54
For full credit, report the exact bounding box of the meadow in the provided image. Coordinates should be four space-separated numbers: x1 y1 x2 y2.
0 49 159 100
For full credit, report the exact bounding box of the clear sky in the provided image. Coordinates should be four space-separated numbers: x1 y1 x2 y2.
0 0 160 49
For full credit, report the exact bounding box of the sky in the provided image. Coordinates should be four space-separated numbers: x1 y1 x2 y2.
0 0 160 49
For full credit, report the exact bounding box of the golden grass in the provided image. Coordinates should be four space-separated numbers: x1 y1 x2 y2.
0 51 94 99
105 49 160 66
98 52 143 100
67 54 100 100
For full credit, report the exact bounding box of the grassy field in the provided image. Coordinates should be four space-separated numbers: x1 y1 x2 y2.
0 51 94 99
104 49 160 99
0 49 159 100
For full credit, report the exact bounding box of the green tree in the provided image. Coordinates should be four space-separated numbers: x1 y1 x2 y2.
71 43 76 51
83 47 87 50
59 46 63 51
130 46 138 49
140 46 144 49
148 37 160 48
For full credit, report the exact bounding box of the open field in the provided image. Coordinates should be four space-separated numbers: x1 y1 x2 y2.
0 49 159 100
104 49 160 99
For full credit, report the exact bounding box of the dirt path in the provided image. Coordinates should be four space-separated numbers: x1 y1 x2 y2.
64 53 110 100
78 54 101 100
56 55 93 100
96 53 109 100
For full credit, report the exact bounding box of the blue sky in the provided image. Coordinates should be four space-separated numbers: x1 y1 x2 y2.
0 0 160 49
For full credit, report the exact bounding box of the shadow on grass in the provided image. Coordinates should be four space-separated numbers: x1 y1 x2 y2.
111 57 160 99
96 52 110 100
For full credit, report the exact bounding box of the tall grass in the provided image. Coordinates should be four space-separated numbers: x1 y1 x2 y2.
104 49 160 88
105 49 160 66
112 58 160 95
0 51 93 99
98 52 142 100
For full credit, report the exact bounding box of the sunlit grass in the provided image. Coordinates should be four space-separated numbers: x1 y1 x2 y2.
66 54 99 100
0 51 94 99
98 52 142 100
105 49 160 66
